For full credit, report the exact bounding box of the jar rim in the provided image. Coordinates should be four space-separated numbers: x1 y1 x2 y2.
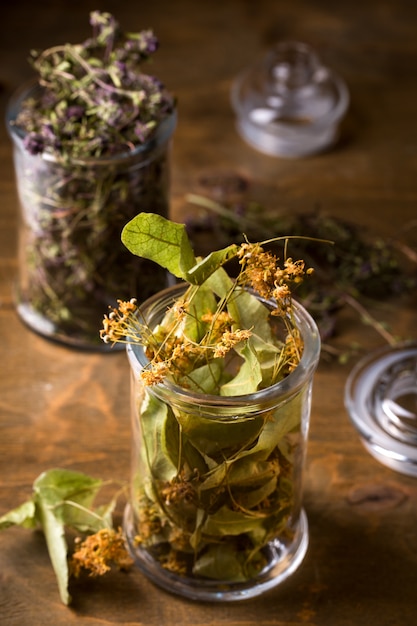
6 79 177 166
127 283 321 413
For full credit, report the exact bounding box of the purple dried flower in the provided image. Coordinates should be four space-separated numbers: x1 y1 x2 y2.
134 122 148 142
15 11 175 158
141 74 164 91
42 122 56 140
114 60 128 80
89 10 117 38
66 105 84 120
138 30 159 55
23 132 45 155
40 90 58 109
124 30 159 62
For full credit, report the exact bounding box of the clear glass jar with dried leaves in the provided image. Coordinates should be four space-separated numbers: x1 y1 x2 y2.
100 212 321 600
124 283 320 601
7 11 176 349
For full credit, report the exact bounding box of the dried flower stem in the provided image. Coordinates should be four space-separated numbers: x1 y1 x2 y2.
342 292 398 346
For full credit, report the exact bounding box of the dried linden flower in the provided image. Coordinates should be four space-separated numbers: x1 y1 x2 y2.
101 212 316 390
71 528 133 578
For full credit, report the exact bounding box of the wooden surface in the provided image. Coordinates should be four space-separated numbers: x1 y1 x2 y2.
1 1 417 624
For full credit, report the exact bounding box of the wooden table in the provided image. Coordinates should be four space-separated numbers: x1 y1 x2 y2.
1 1 417 624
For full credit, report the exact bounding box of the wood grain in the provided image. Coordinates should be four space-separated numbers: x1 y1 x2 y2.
1 0 417 624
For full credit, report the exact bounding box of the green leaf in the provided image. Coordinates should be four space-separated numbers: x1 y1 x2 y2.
181 360 225 394
227 288 273 343
34 469 104 530
31 468 108 606
93 497 117 531
227 455 280 489
189 507 206 550
204 265 234 300
161 404 182 473
201 505 265 537
34 494 71 605
0 468 121 606
240 390 303 462
121 212 196 280
233 475 278 509
220 340 262 395
249 333 284 387
183 282 217 343
139 393 178 482
198 462 228 492
186 244 238 285
193 543 247 581
198 450 277 498
33 468 103 504
181 438 209 478
0 499 37 530
173 409 264 459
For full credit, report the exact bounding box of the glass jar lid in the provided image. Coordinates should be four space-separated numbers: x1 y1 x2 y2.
231 41 349 158
345 342 417 476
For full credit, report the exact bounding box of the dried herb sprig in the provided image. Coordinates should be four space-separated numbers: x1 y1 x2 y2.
184 184 417 361
14 10 174 158
0 469 131 605
101 212 314 391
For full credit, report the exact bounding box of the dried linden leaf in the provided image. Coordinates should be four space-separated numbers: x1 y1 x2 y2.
0 468 120 606
0 499 37 530
121 212 196 281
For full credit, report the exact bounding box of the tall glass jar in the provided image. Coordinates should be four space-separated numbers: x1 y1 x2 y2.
7 83 177 350
125 284 320 601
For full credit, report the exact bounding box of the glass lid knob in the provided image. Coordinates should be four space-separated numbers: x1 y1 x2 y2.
231 41 349 158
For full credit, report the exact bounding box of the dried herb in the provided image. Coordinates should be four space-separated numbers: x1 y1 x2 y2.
0 469 130 605
184 184 417 360
8 11 176 348
101 212 319 584
15 11 174 159
102 212 314 386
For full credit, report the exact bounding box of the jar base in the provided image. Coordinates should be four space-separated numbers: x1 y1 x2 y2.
16 300 124 352
123 503 309 602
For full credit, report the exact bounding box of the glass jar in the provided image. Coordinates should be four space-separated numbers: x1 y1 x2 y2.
231 41 349 158
345 341 417 477
125 284 320 601
7 82 177 350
